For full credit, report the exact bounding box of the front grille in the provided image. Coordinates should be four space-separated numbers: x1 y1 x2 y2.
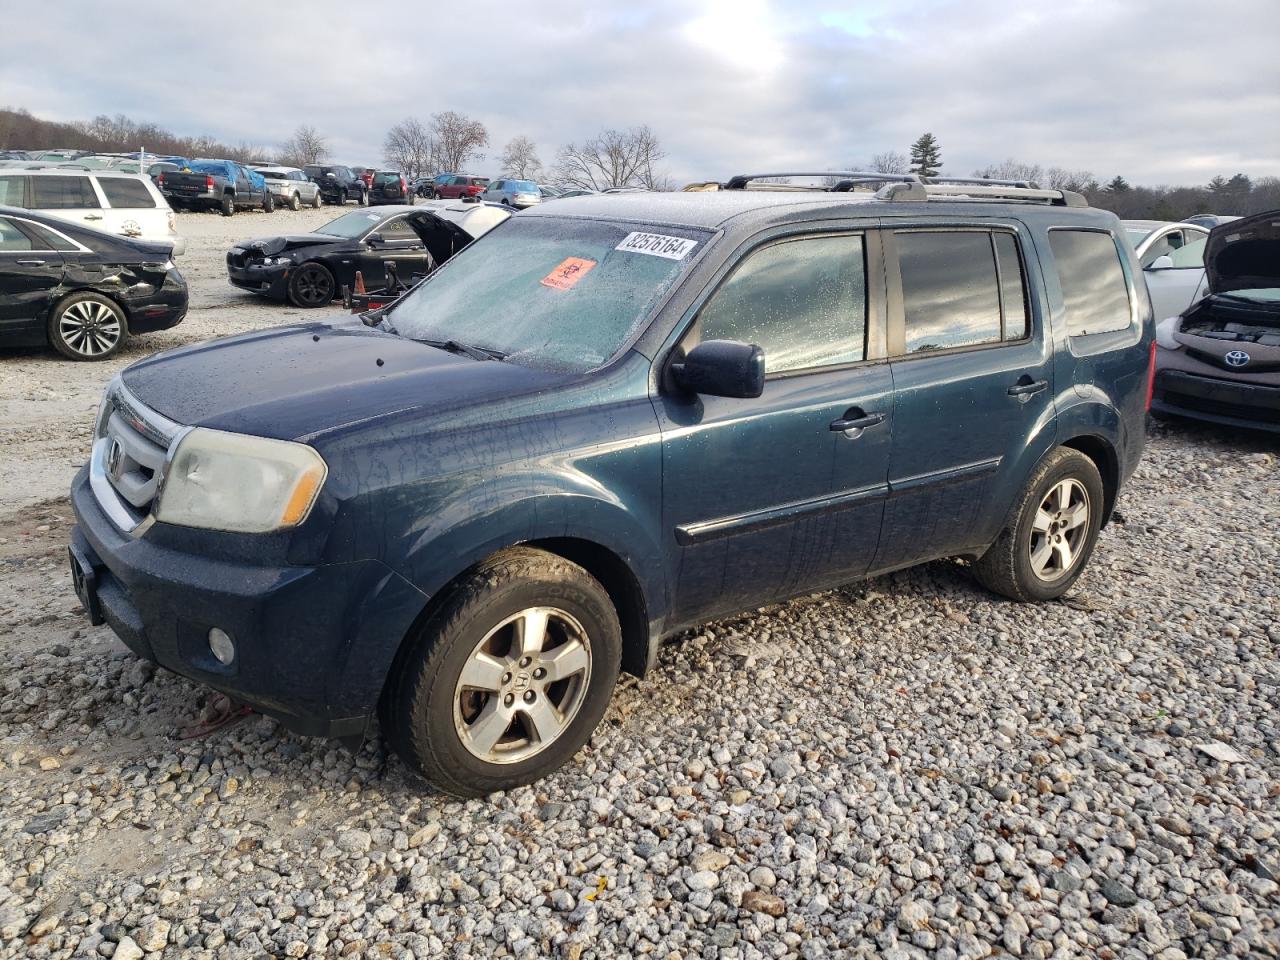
91 382 185 532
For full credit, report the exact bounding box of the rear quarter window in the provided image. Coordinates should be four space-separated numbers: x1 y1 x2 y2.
97 177 157 209
1048 229 1133 337
0 176 24 206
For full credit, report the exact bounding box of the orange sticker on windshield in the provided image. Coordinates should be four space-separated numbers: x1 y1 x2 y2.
541 257 597 290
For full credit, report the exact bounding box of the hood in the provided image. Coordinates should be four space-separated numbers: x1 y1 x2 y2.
1205 209 1280 294
239 234 349 256
119 318 566 441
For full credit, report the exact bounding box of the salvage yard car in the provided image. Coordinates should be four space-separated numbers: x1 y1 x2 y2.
1151 209 1280 432
159 159 274 216
1123 219 1210 321
304 164 369 206
253 165 323 211
0 205 187 359
225 200 511 307
69 174 1153 796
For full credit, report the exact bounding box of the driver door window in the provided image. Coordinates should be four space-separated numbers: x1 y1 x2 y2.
375 217 420 245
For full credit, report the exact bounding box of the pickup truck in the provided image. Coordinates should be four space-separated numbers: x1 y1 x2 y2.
158 160 274 216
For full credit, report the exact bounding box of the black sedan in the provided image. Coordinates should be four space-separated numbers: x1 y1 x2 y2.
225 202 511 308
0 206 187 360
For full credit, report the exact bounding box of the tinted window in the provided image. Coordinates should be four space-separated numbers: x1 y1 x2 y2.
898 231 1002 353
25 222 79 251
993 232 1030 340
31 176 100 209
97 177 156 209
0 218 33 251
698 234 866 373
1049 230 1133 337
0 176 24 206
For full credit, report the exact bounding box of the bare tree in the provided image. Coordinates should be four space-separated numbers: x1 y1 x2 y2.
499 135 543 180
1044 167 1098 192
869 150 909 174
430 111 489 173
552 125 667 191
383 117 434 179
277 125 328 167
972 158 1044 184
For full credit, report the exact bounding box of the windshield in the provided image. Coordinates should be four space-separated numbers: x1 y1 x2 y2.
316 210 394 239
386 217 711 372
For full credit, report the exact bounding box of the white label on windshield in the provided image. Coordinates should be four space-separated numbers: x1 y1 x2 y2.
615 232 697 260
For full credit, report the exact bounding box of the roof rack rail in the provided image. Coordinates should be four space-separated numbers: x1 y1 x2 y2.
877 181 1088 207
723 171 920 190
925 176 1039 189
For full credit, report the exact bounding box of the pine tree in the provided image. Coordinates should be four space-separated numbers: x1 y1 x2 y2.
909 133 942 178
1106 175 1130 193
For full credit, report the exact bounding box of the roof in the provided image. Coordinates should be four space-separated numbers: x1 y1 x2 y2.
522 189 1110 232
1 167 158 179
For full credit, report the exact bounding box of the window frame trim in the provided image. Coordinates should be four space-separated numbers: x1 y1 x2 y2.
0 214 90 254
675 226 886 382
884 224 1036 362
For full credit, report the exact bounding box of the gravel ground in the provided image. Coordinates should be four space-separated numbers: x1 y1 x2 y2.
1 211 1279 959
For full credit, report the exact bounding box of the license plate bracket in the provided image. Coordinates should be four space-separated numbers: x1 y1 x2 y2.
67 544 104 626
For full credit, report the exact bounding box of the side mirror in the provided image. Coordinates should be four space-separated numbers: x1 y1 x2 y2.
367 233 384 247
671 339 765 399
1147 255 1174 271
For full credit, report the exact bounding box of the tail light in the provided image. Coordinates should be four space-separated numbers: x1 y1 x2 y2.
157 173 165 187
1144 339 1158 411
205 175 215 191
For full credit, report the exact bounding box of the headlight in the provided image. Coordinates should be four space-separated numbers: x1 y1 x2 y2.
261 256 292 267
154 428 327 533
1155 316 1183 350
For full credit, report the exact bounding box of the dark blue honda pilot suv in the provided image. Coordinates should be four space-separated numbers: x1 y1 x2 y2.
69 173 1155 796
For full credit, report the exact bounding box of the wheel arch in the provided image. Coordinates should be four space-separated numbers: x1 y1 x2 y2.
1059 433 1120 526
48 285 132 331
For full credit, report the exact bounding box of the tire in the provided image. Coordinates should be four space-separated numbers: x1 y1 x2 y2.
263 192 275 213
973 447 1105 602
289 192 301 211
286 262 336 308
311 191 322 209
381 547 622 798
48 292 128 361
220 194 235 217
339 189 348 206
359 189 369 206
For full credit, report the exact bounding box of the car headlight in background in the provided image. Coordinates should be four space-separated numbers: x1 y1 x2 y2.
260 256 292 267
154 428 327 533
1155 316 1183 351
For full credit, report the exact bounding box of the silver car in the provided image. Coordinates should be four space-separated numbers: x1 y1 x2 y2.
480 178 542 209
253 166 322 211
1124 220 1211 322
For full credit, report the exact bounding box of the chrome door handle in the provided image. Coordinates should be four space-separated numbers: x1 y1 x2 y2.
830 411 885 438
84 214 103 221
16 259 46 265
1007 379 1048 397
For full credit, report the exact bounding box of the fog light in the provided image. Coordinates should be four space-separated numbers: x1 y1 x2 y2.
208 627 236 665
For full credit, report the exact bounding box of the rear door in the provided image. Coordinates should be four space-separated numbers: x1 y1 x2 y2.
94 176 162 241
657 226 893 626
875 223 1053 571
29 175 105 232
0 216 64 340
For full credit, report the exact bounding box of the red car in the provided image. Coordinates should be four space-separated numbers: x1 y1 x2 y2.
429 173 490 199
351 167 377 190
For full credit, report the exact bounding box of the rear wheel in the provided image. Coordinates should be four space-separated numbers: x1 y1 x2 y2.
973 447 1105 602
289 191 301 211
49 292 128 360
381 547 621 797
311 191 322 208
286 262 335 308
220 194 235 216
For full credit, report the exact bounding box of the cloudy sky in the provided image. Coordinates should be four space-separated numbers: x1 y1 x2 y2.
4 0 1277 186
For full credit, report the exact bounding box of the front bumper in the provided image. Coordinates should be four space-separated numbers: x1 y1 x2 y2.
69 466 427 737
1152 368 1280 433
227 259 291 300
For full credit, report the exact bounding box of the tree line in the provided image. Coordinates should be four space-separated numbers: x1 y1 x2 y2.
3 107 1274 216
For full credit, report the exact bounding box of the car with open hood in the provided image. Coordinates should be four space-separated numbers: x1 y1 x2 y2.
70 173 1153 797
1151 209 1280 432
225 200 511 308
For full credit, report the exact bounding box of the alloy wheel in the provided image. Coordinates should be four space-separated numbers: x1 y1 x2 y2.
292 266 333 306
1028 478 1090 582
57 300 122 357
452 606 593 764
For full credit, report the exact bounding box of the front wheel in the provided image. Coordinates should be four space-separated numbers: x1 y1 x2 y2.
339 189 348 206
973 447 1105 602
286 262 335 308
381 547 622 797
49 292 128 360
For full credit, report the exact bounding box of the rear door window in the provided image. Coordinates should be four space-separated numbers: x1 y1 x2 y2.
896 231 1005 354
1049 230 1133 337
697 234 867 373
31 176 100 209
97 177 157 209
0 218 34 251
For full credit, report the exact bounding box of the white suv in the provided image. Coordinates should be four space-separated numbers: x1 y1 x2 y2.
0 169 186 255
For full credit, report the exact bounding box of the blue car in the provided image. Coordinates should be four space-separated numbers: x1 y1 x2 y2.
68 173 1154 796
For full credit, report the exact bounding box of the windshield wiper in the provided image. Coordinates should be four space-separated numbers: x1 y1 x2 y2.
415 337 507 361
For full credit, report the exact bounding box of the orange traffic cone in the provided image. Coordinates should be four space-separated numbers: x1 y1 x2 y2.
354 271 366 295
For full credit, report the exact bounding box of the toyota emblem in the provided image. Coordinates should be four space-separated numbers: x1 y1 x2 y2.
1225 350 1251 367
